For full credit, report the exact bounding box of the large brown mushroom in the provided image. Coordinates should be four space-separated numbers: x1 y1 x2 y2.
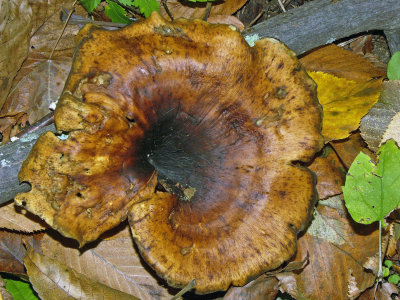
15 13 323 293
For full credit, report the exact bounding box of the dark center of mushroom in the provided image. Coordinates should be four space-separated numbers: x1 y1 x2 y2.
138 105 224 202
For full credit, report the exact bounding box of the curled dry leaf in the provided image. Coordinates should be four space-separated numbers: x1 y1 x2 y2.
276 196 378 300
24 246 139 300
40 225 171 299
159 0 248 19
0 0 32 110
15 13 323 293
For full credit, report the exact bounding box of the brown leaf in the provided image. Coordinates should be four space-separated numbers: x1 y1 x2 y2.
159 0 248 19
0 230 42 275
24 245 139 300
40 225 172 299
207 15 244 31
330 131 376 169
0 203 46 232
1 57 72 129
358 282 399 300
0 0 32 111
276 196 378 300
28 0 86 58
223 276 279 300
0 0 83 138
300 44 385 81
309 146 346 200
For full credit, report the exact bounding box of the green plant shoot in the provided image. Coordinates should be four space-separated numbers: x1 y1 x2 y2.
387 51 400 81
343 139 400 224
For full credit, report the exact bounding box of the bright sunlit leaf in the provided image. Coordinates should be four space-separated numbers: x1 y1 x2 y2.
343 140 400 224
387 51 400 81
79 0 101 13
105 0 132 23
309 71 382 142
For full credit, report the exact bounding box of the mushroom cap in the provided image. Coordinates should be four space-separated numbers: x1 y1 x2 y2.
15 13 323 293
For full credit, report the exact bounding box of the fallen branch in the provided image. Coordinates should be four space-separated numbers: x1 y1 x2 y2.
1 0 400 204
243 0 400 55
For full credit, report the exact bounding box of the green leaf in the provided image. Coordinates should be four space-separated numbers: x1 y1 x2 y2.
385 259 393 269
79 0 101 13
132 0 160 18
382 266 390 277
343 140 400 224
186 0 212 2
388 274 400 284
388 51 400 80
119 0 135 4
3 278 39 300
105 0 132 24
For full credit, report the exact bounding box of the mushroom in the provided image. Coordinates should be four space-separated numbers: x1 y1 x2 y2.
15 13 323 293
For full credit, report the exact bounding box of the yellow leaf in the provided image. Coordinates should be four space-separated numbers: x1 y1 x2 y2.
309 71 382 141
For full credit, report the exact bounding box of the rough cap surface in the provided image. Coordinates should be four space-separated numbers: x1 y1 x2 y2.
15 13 323 293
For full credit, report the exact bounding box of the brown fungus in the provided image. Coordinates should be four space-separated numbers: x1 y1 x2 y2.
15 13 323 294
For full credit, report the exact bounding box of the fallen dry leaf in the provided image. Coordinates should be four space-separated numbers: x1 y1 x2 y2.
0 0 83 140
309 71 382 141
207 15 244 31
0 0 32 110
360 80 400 152
159 0 248 19
3 58 72 126
276 195 378 300
24 245 139 300
330 131 375 169
309 146 346 200
223 276 279 300
0 231 42 275
300 44 385 81
0 203 46 232
40 225 172 299
358 282 399 300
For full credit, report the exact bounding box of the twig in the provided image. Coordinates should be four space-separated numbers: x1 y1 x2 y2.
161 0 174 21
203 2 212 21
246 11 264 29
170 279 196 300
49 0 77 60
277 0 286 12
